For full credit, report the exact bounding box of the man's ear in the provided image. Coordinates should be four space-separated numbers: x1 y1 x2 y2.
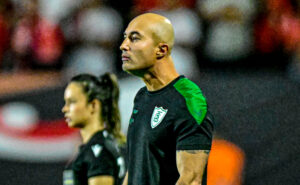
156 43 169 59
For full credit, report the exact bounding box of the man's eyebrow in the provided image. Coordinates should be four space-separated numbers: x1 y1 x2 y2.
124 31 142 37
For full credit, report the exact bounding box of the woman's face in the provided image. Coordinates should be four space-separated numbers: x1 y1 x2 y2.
62 82 92 128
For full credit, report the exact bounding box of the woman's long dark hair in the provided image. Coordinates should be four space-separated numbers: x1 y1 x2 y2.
70 73 125 145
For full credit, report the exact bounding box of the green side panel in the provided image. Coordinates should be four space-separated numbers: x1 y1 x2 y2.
174 78 207 125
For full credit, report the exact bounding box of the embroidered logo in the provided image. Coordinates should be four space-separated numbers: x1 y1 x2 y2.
151 106 168 128
133 109 139 114
129 109 138 125
91 144 103 157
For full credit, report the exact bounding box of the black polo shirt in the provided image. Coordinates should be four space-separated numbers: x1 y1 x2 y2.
126 76 214 185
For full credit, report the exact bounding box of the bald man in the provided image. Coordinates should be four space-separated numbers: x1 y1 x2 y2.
120 13 214 185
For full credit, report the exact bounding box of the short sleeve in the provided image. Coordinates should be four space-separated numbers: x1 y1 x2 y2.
175 111 214 151
87 147 115 178
173 78 214 150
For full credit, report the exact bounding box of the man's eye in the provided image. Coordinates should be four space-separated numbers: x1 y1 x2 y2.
130 37 139 41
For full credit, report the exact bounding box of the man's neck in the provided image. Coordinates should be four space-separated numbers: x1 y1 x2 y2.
142 58 180 91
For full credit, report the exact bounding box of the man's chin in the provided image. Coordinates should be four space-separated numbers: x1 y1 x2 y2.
122 63 132 71
122 65 136 74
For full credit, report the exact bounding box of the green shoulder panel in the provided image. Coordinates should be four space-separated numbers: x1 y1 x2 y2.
174 78 207 125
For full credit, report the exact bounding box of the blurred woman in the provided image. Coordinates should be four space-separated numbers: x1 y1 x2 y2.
62 73 126 185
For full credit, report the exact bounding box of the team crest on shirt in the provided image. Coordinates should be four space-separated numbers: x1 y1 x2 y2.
151 106 168 129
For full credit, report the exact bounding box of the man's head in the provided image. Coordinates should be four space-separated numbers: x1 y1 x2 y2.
120 13 174 75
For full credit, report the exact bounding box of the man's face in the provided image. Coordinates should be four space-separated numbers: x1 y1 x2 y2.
62 83 91 128
120 20 158 74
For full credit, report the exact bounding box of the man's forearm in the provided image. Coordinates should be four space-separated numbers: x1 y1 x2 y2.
176 171 202 185
176 176 202 185
176 150 210 185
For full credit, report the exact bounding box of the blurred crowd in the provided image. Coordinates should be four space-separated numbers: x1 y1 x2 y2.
0 0 300 81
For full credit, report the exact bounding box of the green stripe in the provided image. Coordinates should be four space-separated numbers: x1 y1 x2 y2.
174 78 207 125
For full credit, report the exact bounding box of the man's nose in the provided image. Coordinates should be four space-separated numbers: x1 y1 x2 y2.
120 39 129 51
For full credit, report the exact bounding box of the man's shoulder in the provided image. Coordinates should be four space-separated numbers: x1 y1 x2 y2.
173 77 203 97
134 86 147 100
173 77 208 125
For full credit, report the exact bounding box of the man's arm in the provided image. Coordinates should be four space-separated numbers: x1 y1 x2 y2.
122 171 128 185
176 150 210 185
